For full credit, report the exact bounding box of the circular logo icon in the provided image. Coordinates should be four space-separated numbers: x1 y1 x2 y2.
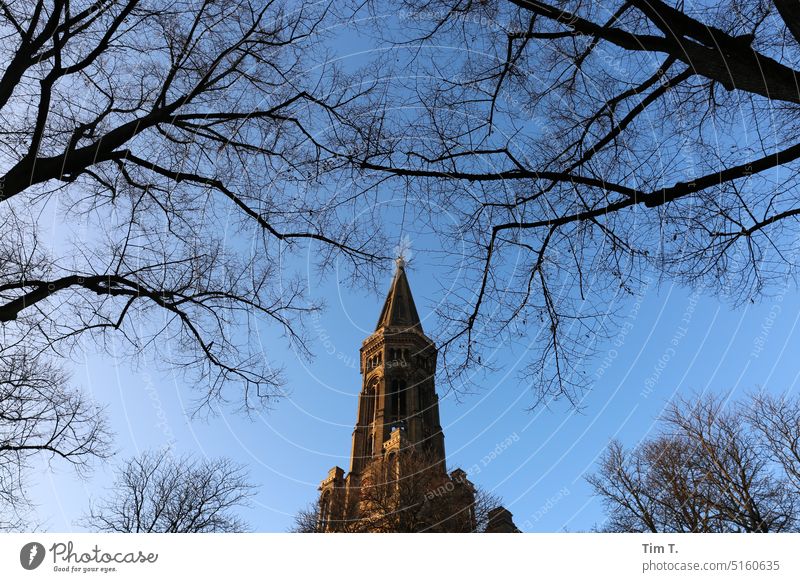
20 542 46 570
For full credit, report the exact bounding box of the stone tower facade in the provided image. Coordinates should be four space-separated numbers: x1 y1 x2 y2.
349 257 445 476
315 259 519 533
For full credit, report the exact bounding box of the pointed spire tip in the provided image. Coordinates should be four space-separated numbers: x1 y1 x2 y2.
375 255 422 332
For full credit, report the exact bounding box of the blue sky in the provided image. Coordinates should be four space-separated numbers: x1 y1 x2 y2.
19 5 800 533
28 232 800 532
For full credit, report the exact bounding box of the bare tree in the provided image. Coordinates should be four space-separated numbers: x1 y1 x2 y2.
746 392 800 496
588 393 799 532
7 1 800 418
0 348 111 531
291 499 326 533
82 449 255 532
6 0 800 421
337 0 800 405
292 448 502 532
0 1 388 414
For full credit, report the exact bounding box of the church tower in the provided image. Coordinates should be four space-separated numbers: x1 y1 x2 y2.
314 259 519 532
349 257 446 475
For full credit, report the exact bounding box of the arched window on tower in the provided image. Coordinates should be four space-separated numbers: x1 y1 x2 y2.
398 379 407 418
361 385 376 462
389 378 407 422
364 386 376 427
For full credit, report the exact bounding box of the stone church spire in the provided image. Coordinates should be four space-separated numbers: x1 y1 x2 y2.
313 259 517 532
374 257 423 333
350 259 445 475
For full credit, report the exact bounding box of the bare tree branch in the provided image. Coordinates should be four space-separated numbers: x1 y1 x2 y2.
589 393 799 532
0 348 111 531
81 449 256 533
